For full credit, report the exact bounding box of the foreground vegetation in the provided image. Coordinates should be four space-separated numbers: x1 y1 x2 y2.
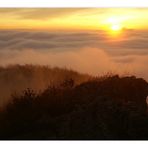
0 69 148 139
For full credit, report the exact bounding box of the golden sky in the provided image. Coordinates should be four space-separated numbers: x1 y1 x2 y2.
0 8 148 30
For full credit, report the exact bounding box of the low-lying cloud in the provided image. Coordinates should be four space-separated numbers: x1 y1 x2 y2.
0 29 148 80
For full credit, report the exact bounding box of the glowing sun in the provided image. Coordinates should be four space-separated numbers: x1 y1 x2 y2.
111 24 122 31
106 17 123 31
104 16 124 36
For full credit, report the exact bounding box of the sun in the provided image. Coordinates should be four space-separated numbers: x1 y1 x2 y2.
111 24 122 31
103 16 124 37
106 17 123 32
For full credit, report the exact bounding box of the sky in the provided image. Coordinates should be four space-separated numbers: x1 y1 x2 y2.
0 8 148 80
0 8 148 30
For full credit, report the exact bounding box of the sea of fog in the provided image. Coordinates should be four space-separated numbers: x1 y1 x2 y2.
0 29 148 80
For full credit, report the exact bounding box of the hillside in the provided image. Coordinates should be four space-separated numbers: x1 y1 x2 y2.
0 65 90 106
0 73 148 140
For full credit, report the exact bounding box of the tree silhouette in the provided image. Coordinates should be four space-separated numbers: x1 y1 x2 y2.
0 74 147 139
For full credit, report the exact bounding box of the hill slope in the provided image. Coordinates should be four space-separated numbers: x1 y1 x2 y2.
0 74 148 140
0 65 90 106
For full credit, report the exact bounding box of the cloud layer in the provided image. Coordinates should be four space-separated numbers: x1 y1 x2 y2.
0 29 148 80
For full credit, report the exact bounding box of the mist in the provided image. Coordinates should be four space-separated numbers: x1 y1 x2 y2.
0 29 147 78
0 29 148 106
0 65 91 106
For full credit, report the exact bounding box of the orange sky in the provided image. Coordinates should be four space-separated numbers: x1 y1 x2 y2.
0 8 148 30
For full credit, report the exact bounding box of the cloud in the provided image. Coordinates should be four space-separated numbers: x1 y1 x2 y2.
0 48 116 75
0 47 148 81
0 8 88 20
0 30 101 51
0 8 146 21
0 29 148 55
0 29 148 80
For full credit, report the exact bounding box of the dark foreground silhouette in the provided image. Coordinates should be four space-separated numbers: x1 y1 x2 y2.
0 73 148 140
